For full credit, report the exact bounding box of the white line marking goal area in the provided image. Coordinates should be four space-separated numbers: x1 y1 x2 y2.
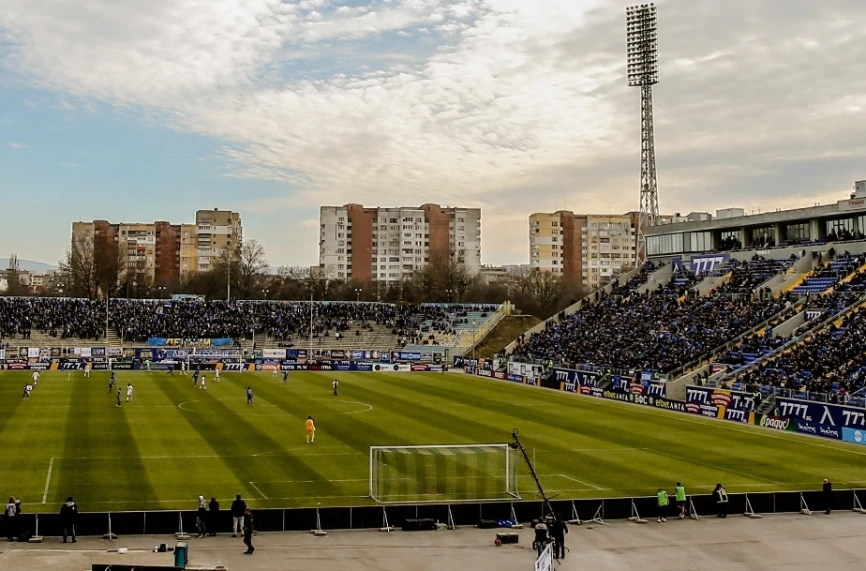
42 457 54 504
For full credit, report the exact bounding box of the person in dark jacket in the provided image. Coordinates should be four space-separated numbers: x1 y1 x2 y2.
823 479 832 514
208 497 220 537
60 497 78 543
231 494 246 538
242 508 255 555
713 483 728 518
548 514 568 559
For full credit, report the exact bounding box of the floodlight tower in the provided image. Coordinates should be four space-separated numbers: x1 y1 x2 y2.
626 3 660 265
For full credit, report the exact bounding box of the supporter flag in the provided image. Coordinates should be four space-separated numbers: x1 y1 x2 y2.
535 544 553 571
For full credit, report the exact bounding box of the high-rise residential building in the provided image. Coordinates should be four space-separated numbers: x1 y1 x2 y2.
194 209 243 273
529 211 639 289
71 208 242 286
319 204 482 283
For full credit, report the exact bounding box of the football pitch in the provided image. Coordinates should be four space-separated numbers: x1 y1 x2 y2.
1 369 865 513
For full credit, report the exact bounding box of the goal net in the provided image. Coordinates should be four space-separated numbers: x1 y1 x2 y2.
369 444 520 504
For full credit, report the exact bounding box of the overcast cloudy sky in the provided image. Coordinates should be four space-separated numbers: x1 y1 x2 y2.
1 0 864 267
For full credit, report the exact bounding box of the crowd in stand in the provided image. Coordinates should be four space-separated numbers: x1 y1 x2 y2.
735 308 866 399
0 298 106 343
0 297 499 348
511 263 794 373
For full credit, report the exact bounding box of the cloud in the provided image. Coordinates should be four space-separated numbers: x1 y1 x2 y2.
1 0 865 266
7 141 27 149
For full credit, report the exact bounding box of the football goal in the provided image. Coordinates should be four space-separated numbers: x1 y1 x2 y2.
369 444 520 504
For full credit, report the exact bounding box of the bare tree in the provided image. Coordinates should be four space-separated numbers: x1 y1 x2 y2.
236 239 269 299
58 238 99 299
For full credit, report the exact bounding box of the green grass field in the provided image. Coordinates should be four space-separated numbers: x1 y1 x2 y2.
1 369 865 513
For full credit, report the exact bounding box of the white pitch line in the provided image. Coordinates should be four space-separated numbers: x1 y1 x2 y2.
42 457 54 504
555 474 605 490
249 482 269 500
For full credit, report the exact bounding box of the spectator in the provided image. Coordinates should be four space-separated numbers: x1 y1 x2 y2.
60 496 78 543
231 494 246 538
4 496 17 542
208 497 220 537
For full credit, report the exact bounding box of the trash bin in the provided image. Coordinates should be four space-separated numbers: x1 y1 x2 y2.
174 540 188 569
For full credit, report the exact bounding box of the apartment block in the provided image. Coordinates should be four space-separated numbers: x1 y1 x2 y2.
529 211 638 289
71 208 242 286
319 204 482 283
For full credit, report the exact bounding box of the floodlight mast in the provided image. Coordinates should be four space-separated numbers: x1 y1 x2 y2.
626 3 660 265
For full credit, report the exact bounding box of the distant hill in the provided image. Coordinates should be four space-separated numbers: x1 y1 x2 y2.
0 258 58 272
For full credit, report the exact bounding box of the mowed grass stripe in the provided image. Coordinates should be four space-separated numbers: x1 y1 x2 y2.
153 375 343 501
361 374 853 493
57 373 158 508
0 373 69 503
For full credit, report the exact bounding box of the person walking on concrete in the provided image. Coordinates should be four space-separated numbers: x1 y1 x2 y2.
713 483 728 518
674 482 687 519
4 497 17 542
208 497 220 537
242 508 255 555
549 514 568 559
823 478 832 514
656 488 669 523
60 496 78 543
231 494 246 538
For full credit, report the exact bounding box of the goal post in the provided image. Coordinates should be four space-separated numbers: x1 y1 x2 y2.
369 444 520 504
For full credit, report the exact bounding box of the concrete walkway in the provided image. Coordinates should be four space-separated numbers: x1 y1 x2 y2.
0 512 863 570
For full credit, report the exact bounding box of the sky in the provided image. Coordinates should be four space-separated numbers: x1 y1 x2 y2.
0 0 865 268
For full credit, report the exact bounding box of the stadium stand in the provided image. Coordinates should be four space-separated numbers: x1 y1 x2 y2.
0 298 506 354
510 261 795 374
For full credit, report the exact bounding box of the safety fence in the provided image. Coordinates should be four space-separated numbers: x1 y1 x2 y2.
11 488 864 538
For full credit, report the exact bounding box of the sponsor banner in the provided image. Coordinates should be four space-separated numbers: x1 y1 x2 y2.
263 349 287 360
92 362 111 370
421 351 435 362
79 348 92 358
759 415 792 432
287 349 310 360
507 361 544 381
330 350 347 359
842 428 866 446
0 350 4 360
222 363 248 372
792 419 842 440
27 348 40 359
411 364 430 371
775 398 866 430
61 362 84 370
91 347 106 358
394 352 421 361
112 362 133 370
552 368 601 388
6 360 28 370
686 386 754 412
28 362 50 371
688 253 730 275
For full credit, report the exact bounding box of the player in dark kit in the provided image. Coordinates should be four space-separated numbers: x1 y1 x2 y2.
283 370 289 385
115 388 122 408
109 371 116 392
192 367 200 387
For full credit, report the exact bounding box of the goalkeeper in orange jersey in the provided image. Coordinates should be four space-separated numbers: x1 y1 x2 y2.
305 416 316 444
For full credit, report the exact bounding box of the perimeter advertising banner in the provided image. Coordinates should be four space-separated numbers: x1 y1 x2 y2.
774 397 866 436
842 428 866 446
684 386 755 424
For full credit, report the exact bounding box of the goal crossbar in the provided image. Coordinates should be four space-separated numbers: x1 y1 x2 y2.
370 444 520 504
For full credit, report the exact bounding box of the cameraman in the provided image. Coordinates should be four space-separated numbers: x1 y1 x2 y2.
548 514 568 559
533 520 550 558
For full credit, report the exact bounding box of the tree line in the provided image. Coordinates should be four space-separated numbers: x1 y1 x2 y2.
11 239 592 320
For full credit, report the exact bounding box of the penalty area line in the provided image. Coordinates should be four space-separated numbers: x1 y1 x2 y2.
42 457 54 504
554 474 605 490
249 482 269 500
